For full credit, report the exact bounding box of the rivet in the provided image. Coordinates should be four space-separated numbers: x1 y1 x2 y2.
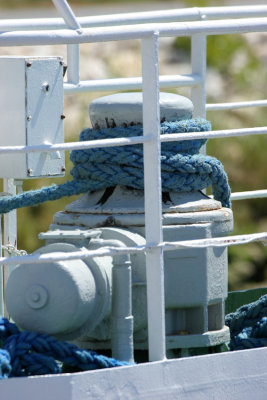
61 166 66 172
27 115 32 121
27 168 33 175
26 62 32 67
60 60 64 66
61 114 66 120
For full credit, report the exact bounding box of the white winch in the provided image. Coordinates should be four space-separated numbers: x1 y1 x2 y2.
5 92 233 361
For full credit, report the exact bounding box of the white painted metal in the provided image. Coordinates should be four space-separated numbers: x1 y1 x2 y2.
1 232 266 267
0 215 3 316
51 0 81 31
0 56 65 179
64 74 201 93
1 18 267 47
191 34 206 119
2 347 267 399
2 179 17 318
67 44 80 84
142 34 166 362
2 6 267 31
207 99 267 111
111 247 134 363
0 5 266 394
89 92 193 128
0 127 266 155
230 189 267 201
51 0 82 86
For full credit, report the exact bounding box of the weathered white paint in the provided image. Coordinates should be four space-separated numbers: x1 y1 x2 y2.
191 34 206 119
1 126 266 155
64 74 201 93
0 56 65 179
0 4 266 398
51 0 81 31
1 348 267 400
2 6 267 31
1 231 266 267
89 92 193 128
206 99 267 111
2 179 17 317
142 34 166 362
1 18 267 47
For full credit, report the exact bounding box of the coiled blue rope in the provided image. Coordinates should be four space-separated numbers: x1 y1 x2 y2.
0 118 231 214
0 317 131 379
225 294 267 350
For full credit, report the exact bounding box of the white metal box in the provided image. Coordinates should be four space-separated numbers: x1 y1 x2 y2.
0 56 65 179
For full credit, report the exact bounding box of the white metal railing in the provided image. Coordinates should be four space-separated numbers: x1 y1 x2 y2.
0 1 267 362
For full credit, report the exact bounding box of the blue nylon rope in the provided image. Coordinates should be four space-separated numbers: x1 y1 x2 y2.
0 118 231 214
1 295 267 378
0 317 131 378
225 295 267 350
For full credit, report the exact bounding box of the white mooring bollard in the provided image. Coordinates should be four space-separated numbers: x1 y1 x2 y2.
5 92 233 360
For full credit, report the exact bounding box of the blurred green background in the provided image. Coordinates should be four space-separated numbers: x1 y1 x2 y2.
1 0 266 291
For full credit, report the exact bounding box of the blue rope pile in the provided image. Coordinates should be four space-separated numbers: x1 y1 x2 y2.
0 317 131 379
225 294 267 350
0 118 231 214
1 295 267 378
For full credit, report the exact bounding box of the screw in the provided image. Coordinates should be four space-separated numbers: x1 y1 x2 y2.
61 166 66 172
61 114 66 120
27 115 32 121
26 62 32 67
42 82 50 93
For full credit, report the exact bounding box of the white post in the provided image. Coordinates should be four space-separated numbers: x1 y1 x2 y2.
51 0 81 85
67 44 80 84
142 33 166 362
191 33 207 155
0 214 3 316
191 33 207 119
51 0 81 30
3 178 17 317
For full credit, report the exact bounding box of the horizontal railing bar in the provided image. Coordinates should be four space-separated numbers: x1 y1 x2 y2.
0 127 266 155
1 6 267 31
1 17 267 46
0 135 151 154
160 126 267 142
230 189 267 200
0 232 266 266
64 74 201 93
207 100 267 111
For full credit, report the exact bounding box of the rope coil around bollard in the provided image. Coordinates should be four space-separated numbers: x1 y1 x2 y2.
0 317 131 379
0 118 231 214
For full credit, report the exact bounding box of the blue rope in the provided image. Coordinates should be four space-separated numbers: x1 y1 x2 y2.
1 295 267 378
225 295 267 350
0 317 131 378
0 118 231 214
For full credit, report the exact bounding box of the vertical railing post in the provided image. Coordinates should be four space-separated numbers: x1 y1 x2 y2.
142 33 166 362
3 178 17 317
51 0 81 84
191 33 207 119
67 44 80 84
191 33 207 158
0 213 3 316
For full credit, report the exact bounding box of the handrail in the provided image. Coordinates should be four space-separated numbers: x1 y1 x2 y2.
1 18 267 47
1 6 267 31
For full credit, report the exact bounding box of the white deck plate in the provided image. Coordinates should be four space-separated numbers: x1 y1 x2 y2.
1 348 267 400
